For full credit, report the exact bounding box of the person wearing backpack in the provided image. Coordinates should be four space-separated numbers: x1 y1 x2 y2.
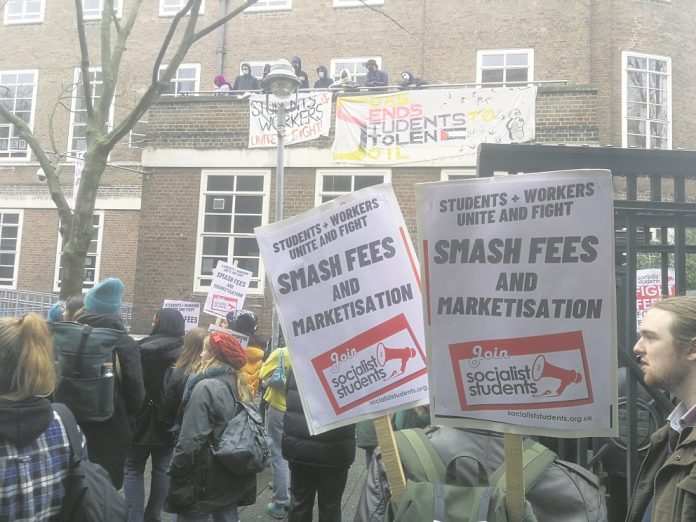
165 331 256 521
71 277 145 490
124 308 185 522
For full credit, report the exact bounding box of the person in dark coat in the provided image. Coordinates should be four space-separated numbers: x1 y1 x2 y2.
282 371 356 521
72 277 145 490
232 63 260 92
313 65 332 89
399 71 427 88
165 332 256 521
290 56 310 89
124 308 185 522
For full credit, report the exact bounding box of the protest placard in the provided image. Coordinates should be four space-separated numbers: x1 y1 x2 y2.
203 262 252 319
416 170 617 438
636 268 675 328
208 324 250 349
256 183 428 434
162 300 200 333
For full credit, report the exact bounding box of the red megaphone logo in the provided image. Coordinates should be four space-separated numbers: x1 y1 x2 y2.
376 342 416 375
532 355 582 396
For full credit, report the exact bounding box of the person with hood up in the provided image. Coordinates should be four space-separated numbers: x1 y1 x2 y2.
330 68 358 90
399 71 427 88
232 63 260 92
225 309 265 397
313 65 332 89
364 58 389 87
290 56 310 89
72 277 145 489
124 308 186 522
165 332 256 522
213 74 232 94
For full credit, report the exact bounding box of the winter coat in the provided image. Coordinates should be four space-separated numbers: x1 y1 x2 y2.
365 69 389 87
76 312 145 489
260 347 292 412
0 398 73 520
625 423 696 522
160 366 188 436
314 66 332 89
399 71 427 88
241 345 265 397
165 372 256 517
282 371 355 468
356 420 378 450
232 73 260 92
132 309 185 446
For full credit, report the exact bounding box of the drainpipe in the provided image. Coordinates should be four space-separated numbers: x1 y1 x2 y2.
216 0 229 74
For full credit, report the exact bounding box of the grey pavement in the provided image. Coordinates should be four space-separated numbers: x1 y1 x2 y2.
150 448 367 521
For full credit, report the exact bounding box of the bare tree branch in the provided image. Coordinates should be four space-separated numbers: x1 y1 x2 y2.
74 0 94 118
193 0 259 41
357 0 411 35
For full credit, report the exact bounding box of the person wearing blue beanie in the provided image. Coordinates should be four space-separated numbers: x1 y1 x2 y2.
84 277 124 316
47 300 65 322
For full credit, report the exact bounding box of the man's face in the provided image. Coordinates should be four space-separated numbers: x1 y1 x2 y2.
367 64 376 72
242 67 250 75
634 307 690 392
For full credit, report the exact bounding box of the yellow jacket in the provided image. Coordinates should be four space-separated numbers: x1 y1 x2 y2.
241 345 265 397
259 347 291 412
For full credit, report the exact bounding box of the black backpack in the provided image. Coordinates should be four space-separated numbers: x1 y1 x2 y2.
53 403 126 521
52 322 123 423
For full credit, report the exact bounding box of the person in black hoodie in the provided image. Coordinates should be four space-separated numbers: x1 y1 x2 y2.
73 277 145 490
124 307 185 522
314 65 332 89
290 56 310 89
282 370 355 521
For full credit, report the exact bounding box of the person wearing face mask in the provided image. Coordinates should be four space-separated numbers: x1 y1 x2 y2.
232 63 260 92
313 65 332 89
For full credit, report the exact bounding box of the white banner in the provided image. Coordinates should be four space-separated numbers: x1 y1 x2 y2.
162 300 200 333
416 170 617 438
256 184 428 434
636 268 676 328
331 86 536 165
248 92 333 148
208 324 249 349
203 262 252 319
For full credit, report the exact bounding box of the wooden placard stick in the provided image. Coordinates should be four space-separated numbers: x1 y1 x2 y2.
504 433 525 522
373 415 406 507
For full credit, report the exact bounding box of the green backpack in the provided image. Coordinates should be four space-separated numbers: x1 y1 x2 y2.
52 321 124 423
392 429 556 522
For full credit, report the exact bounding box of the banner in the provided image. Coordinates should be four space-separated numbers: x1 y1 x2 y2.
255 184 428 434
636 268 675 328
203 262 252 319
209 324 249 349
162 299 200 333
248 92 333 148
331 86 536 165
416 170 617 438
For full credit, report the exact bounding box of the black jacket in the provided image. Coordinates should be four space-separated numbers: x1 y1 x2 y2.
76 313 145 488
282 371 355 468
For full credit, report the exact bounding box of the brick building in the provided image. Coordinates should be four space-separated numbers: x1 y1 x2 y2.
1 0 694 333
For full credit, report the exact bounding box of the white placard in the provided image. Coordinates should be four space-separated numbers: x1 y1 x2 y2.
208 324 250 349
636 268 676 328
162 300 200 333
203 262 252 319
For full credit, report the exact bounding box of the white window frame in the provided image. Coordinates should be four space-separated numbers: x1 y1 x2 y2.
476 48 534 85
621 50 672 150
329 57 381 83
241 60 282 81
334 0 383 7
245 0 291 12
128 119 148 148
159 0 205 17
158 63 201 96
194 170 270 294
3 0 44 25
54 211 104 292
82 0 122 20
315 169 391 207
440 168 476 181
67 67 114 157
0 209 23 289
0 69 38 162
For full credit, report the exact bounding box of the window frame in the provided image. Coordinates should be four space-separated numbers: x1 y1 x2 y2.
82 0 122 20
314 169 391 207
194 170 271 295
329 57 381 84
0 69 38 162
3 0 44 25
66 67 115 158
245 0 292 12
53 211 104 293
0 209 23 289
476 48 534 86
333 0 384 7
621 50 672 150
158 63 201 96
159 0 205 17
440 169 477 181
241 60 283 81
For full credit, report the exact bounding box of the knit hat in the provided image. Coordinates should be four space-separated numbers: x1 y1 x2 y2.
209 331 247 370
47 300 65 322
84 277 124 316
214 74 226 86
225 309 258 337
364 59 378 67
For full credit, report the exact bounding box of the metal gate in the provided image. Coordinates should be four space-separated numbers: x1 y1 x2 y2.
476 143 696 519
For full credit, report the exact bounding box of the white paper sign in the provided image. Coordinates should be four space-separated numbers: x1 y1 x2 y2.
162 300 200 333
416 170 617 438
203 262 252 319
256 184 429 435
208 324 250 349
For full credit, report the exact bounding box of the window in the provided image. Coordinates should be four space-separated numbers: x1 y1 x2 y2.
0 210 22 288
242 60 282 80
4 0 44 24
622 51 671 149
128 119 148 149
477 49 534 85
334 0 383 6
315 170 390 206
0 70 37 161
330 57 380 83
195 171 270 293
159 0 205 16
54 212 103 291
82 0 121 20
67 68 114 155
440 169 476 181
246 0 291 11
159 64 200 96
